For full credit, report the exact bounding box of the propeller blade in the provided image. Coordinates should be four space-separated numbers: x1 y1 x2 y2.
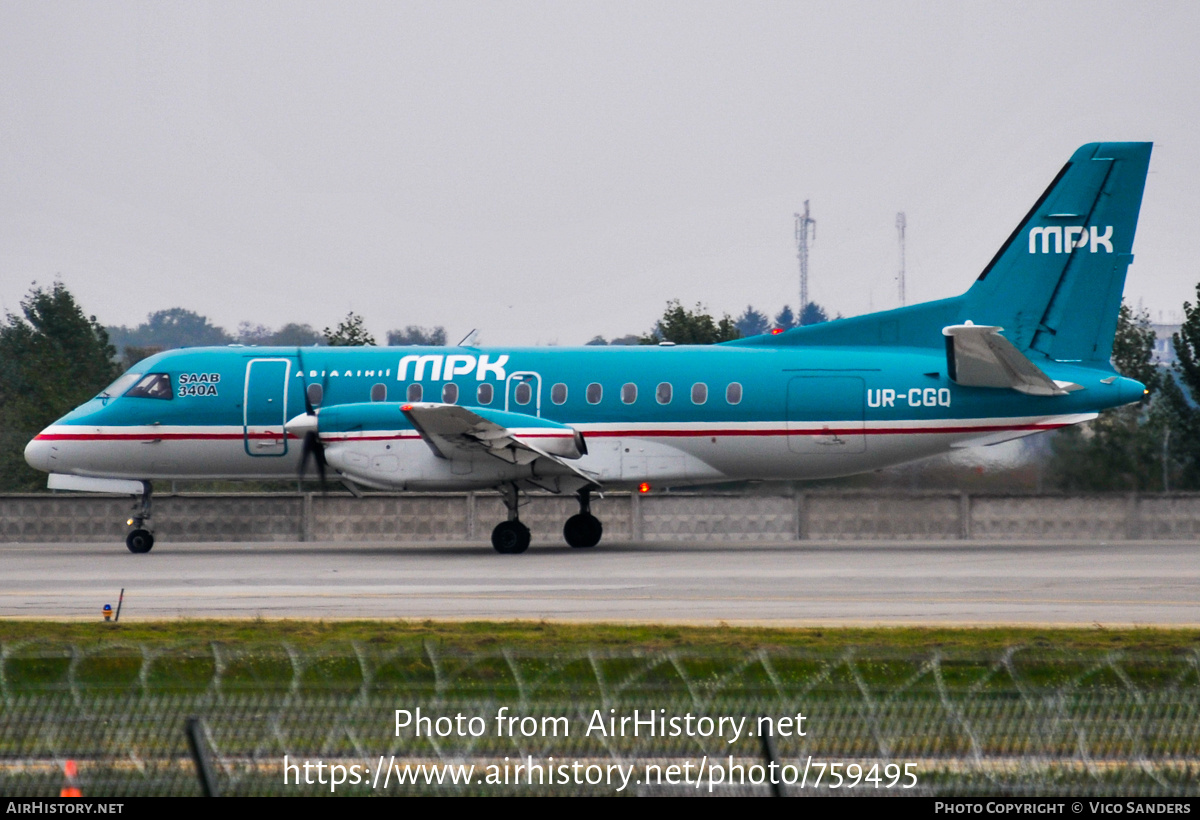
299 430 327 491
297 348 315 416
295 346 327 492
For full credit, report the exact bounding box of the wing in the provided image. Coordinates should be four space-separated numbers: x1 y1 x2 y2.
400 403 599 484
942 324 1083 396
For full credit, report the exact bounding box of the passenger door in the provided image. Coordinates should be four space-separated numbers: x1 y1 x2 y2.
244 358 291 456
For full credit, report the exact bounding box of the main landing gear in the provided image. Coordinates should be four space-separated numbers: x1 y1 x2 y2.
489 485 605 554
563 488 602 549
491 484 530 555
125 482 155 554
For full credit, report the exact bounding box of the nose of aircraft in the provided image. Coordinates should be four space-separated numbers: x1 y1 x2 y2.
24 435 54 473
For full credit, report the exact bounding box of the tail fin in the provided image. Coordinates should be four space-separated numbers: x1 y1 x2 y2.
729 142 1151 366
964 142 1151 364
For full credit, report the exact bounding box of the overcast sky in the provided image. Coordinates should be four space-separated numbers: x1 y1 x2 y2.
2 1 1198 345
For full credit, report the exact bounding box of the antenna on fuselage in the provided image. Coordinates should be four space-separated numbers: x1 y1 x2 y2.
458 329 479 347
896 211 907 306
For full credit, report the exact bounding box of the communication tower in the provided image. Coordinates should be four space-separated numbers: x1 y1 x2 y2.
794 201 816 318
896 212 907 306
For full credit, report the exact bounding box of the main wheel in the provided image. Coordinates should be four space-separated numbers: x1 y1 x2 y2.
563 513 603 548
491 521 531 554
126 529 154 554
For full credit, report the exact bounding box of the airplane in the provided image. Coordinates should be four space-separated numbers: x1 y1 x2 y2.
24 142 1153 555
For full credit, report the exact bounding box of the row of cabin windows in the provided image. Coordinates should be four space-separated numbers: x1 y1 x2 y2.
308 381 744 407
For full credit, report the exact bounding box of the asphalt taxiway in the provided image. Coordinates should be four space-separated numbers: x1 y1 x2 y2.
3 538 1197 625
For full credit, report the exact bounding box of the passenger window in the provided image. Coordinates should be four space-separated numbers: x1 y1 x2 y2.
306 383 324 406
477 383 494 405
407 383 423 402
551 383 567 405
126 373 173 400
586 383 603 404
656 382 672 404
442 383 458 404
370 383 386 402
726 382 742 405
621 383 637 404
691 382 708 404
514 382 532 405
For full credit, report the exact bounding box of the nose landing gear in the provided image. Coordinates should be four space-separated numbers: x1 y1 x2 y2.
563 488 602 548
125 482 155 554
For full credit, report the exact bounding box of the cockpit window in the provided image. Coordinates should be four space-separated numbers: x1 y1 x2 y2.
97 373 142 400
125 373 173 400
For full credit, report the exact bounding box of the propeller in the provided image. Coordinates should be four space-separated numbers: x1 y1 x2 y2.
290 348 328 491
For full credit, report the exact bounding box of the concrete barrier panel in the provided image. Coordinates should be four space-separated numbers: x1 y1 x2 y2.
156 496 303 542
4 491 1200 544
641 494 796 542
0 496 130 542
312 495 470 542
970 496 1129 540
1133 495 1200 539
806 493 961 540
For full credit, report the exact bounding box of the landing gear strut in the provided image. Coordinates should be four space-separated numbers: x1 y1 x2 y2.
563 488 602 548
491 484 530 554
125 482 155 554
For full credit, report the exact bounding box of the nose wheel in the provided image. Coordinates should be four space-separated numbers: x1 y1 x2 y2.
126 529 155 553
125 482 155 554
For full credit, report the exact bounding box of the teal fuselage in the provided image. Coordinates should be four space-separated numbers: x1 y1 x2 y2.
26 342 1143 490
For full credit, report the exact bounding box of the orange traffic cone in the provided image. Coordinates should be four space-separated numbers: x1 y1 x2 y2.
60 759 81 797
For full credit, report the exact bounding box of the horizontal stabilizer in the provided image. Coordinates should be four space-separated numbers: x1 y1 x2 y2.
942 324 1081 396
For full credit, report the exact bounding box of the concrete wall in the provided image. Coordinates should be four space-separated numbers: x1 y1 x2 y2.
3 491 1200 543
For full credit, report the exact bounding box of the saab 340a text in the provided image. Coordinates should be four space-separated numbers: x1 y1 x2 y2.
25 142 1153 554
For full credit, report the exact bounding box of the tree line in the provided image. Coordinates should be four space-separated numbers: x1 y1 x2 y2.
107 307 449 368
2 281 1199 492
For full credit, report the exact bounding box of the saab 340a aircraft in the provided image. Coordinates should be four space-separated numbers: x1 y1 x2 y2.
25 142 1152 555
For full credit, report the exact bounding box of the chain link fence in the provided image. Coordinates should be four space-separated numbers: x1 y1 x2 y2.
2 643 1198 796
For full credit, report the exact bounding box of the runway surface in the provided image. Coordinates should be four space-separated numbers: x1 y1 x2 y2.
2 539 1198 625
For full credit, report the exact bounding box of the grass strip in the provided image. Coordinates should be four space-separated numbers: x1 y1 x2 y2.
1 620 1198 654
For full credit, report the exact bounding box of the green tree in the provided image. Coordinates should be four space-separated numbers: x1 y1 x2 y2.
641 300 741 345
1049 302 1166 491
107 307 231 352
773 305 796 331
734 306 770 337
324 312 377 346
236 322 324 347
1160 283 1200 488
799 302 830 326
0 283 120 490
387 325 447 346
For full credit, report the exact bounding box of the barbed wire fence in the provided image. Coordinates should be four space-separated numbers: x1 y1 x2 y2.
1 642 1198 796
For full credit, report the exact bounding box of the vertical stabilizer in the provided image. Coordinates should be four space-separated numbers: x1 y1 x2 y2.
964 142 1151 364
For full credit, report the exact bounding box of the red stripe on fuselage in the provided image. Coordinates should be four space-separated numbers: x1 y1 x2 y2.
35 422 1068 443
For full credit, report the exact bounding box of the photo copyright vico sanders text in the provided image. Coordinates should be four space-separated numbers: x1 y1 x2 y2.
281 707 921 792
